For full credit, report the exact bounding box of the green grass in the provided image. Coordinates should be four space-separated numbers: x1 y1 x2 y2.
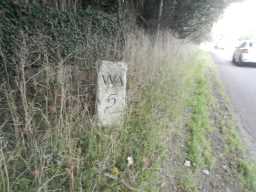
170 52 215 192
176 173 198 192
238 160 256 191
176 52 256 192
186 62 214 169
184 52 256 192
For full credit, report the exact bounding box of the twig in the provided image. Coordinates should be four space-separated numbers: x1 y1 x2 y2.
37 173 65 192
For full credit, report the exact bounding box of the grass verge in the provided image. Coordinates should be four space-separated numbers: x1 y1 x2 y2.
174 52 256 192
207 54 256 192
186 59 214 170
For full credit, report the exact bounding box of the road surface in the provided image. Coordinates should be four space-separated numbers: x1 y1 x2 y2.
212 50 256 159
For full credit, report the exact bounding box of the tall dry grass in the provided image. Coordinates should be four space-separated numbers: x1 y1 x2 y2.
0 29 198 191
124 31 194 102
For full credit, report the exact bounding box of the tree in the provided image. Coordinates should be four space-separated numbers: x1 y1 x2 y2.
3 0 242 41
140 0 242 41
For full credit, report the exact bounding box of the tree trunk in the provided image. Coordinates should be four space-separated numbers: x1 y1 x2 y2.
157 0 164 36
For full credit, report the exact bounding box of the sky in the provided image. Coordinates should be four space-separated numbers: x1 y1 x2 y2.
212 0 256 41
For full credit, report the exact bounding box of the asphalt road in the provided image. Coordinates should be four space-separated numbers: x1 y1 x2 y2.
212 50 256 159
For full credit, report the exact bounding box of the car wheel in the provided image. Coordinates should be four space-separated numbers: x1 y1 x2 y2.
238 55 243 66
232 55 236 64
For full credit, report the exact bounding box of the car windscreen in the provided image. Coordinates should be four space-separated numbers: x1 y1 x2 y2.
239 42 247 48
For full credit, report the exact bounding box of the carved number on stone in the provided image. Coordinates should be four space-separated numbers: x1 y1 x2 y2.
104 94 118 113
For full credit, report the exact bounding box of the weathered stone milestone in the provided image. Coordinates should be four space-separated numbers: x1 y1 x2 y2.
96 60 127 127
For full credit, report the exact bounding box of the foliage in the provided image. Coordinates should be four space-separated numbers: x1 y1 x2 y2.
141 0 241 41
0 0 124 85
0 0 242 42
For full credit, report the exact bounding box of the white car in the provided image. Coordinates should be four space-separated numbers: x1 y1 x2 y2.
232 40 256 65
